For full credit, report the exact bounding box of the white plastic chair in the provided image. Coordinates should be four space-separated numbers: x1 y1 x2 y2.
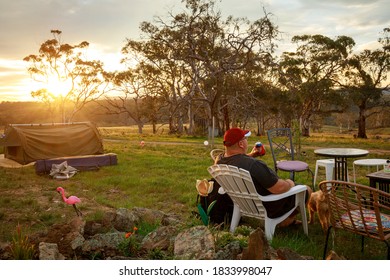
208 164 308 241
210 149 224 162
314 159 335 187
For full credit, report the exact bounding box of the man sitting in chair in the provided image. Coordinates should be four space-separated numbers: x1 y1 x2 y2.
217 127 312 227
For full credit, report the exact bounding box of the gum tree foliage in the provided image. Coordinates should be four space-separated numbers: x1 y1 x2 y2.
117 0 278 135
23 30 110 123
218 58 277 135
278 34 355 136
118 30 190 134
343 27 390 138
102 64 166 134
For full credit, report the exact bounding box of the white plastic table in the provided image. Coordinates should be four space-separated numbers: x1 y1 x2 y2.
353 158 388 183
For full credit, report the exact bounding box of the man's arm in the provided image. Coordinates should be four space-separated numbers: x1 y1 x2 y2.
267 178 295 194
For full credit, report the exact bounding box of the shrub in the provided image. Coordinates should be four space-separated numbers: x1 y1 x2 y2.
10 224 36 260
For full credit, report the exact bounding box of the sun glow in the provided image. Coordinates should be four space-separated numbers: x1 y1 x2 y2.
0 46 123 102
30 76 73 100
45 77 73 98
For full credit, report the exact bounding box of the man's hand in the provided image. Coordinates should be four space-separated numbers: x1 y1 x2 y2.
248 143 266 157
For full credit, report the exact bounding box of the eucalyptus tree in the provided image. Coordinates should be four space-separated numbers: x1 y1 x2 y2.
23 30 109 123
220 58 277 135
176 0 278 134
120 20 191 134
343 27 390 138
102 65 159 134
252 81 288 133
119 0 278 135
278 35 355 136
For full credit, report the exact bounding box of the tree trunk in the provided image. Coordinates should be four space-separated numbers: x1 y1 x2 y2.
168 115 175 133
177 112 184 134
300 116 311 137
302 126 310 137
137 121 143 134
187 100 194 135
223 102 230 132
357 104 367 138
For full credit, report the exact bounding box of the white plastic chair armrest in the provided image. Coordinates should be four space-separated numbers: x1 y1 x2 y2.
259 184 307 202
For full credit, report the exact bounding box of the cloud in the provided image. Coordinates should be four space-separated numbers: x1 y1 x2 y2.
0 0 389 101
2 0 388 58
0 58 32 101
0 0 173 59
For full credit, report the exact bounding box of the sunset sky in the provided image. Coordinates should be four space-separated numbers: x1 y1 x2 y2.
1 0 389 102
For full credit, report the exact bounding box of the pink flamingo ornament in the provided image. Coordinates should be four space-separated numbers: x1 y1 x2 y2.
56 187 83 217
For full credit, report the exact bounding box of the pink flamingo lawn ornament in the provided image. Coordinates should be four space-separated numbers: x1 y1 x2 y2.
56 187 83 217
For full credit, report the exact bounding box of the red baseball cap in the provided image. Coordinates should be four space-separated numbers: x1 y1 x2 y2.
223 128 251 146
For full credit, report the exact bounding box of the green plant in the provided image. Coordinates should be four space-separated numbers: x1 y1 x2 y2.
90 251 104 260
136 220 161 237
197 201 216 226
148 248 167 260
214 229 249 250
215 231 236 248
9 224 36 260
196 179 217 226
234 225 253 237
38 213 59 225
118 226 140 257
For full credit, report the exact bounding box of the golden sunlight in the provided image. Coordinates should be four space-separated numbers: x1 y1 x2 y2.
44 77 72 98
29 76 73 100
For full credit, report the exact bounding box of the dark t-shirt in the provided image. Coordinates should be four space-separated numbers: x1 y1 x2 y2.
217 154 295 218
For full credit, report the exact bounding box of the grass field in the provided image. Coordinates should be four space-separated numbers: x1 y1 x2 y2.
0 125 389 259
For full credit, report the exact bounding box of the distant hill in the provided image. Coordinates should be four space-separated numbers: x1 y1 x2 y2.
0 101 134 128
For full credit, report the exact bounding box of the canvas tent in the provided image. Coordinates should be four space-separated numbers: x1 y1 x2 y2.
0 122 104 164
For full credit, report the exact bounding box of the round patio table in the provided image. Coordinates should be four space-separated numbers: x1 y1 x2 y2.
314 148 369 182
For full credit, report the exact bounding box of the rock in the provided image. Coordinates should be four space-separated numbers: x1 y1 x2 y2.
84 221 105 237
102 210 117 227
214 241 242 260
18 207 316 260
161 214 182 226
71 234 85 251
132 207 165 225
42 217 85 258
0 242 11 260
174 226 215 260
82 232 124 253
141 225 177 251
109 208 139 232
39 242 65 260
70 217 85 235
241 228 271 260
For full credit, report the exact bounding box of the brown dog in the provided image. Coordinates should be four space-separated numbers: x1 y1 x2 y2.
308 190 330 232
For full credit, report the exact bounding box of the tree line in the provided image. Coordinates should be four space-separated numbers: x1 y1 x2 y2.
22 0 389 138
